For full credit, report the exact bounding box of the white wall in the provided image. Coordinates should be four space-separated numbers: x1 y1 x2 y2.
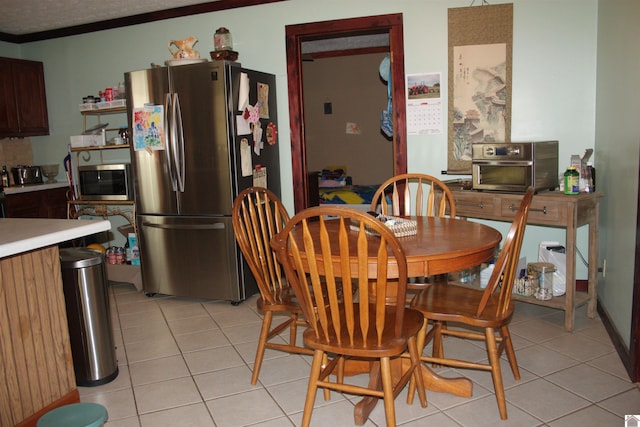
595 0 640 347
9 0 612 313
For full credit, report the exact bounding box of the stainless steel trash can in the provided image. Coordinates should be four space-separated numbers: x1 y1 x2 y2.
60 248 118 386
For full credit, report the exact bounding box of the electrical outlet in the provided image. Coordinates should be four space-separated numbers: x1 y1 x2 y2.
598 258 606 277
324 102 332 114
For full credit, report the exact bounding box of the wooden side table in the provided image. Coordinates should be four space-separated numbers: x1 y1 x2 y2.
444 189 602 331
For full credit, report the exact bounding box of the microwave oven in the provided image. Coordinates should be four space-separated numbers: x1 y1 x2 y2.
472 141 559 192
78 163 132 201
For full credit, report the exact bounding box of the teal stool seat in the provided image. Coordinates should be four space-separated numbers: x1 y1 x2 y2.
37 403 108 427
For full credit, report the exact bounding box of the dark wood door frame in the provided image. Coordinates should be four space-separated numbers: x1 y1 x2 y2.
285 14 407 213
632 149 640 381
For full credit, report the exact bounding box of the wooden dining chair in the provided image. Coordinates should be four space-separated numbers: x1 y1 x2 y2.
271 206 427 427
408 187 535 420
370 173 456 218
370 173 457 291
232 187 313 385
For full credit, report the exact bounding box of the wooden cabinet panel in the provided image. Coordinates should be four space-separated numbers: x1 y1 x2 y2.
0 63 19 135
6 187 68 219
0 57 49 137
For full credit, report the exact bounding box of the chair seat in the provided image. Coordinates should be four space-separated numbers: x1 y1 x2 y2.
411 283 514 328
303 307 424 357
256 293 303 314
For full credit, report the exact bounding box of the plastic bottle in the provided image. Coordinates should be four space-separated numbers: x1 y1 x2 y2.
1 165 9 188
480 261 495 288
125 239 132 265
563 167 579 195
586 162 595 192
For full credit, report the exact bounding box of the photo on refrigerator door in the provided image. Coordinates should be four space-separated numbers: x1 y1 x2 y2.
132 105 165 151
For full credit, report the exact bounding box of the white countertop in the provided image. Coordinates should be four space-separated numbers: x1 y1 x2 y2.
0 218 111 258
3 181 68 195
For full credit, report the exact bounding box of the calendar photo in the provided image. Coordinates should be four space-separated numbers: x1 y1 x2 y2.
406 72 443 135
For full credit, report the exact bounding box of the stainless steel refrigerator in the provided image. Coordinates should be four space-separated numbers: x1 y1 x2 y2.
124 61 280 302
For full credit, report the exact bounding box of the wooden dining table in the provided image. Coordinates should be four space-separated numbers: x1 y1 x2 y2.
289 215 502 425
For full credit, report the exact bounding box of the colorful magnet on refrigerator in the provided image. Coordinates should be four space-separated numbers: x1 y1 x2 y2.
253 122 263 155
245 102 260 125
266 122 277 145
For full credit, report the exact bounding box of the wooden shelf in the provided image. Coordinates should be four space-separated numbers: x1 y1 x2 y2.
70 144 130 152
80 106 126 116
67 199 136 232
512 291 591 310
68 199 134 206
72 106 135 231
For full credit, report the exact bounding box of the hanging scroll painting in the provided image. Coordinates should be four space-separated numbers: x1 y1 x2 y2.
447 3 513 174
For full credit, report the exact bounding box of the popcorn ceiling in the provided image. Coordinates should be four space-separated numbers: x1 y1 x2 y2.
0 0 212 36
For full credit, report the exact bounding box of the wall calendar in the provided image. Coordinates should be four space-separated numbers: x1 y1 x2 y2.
406 72 443 135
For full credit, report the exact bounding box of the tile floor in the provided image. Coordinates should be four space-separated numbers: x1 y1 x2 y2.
79 282 640 426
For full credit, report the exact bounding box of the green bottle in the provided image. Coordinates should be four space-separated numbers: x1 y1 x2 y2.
564 167 579 195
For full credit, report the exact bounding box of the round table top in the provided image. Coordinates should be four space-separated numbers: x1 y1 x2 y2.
292 216 502 277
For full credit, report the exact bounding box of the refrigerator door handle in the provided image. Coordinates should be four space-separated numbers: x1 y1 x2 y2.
164 93 178 191
173 92 186 193
141 221 225 230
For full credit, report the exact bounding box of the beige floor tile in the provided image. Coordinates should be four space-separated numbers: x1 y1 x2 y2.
194 365 261 400
220 320 264 344
183 345 245 375
288 399 378 427
125 335 180 363
118 309 166 330
209 305 263 328
129 355 190 386
133 376 202 414
545 363 635 402
540 332 614 362
83 284 630 426
82 387 138 421
267 377 347 415
548 404 623 426
174 328 230 353
139 402 215 427
206 388 287 427
253 354 315 386
121 322 172 345
587 351 631 380
507 378 590 422
445 394 540 426
509 317 568 343
233 335 289 365
513 344 580 376
592 387 640 416
160 301 210 321
167 315 218 335
105 416 141 427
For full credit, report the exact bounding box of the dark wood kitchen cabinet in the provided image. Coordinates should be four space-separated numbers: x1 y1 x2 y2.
6 187 68 219
0 57 50 138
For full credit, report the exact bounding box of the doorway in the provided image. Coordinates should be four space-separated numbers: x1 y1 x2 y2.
285 14 407 213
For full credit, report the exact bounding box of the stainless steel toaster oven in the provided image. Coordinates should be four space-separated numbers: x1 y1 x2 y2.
472 141 559 193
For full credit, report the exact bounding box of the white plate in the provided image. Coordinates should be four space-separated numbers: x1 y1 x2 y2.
165 58 207 66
